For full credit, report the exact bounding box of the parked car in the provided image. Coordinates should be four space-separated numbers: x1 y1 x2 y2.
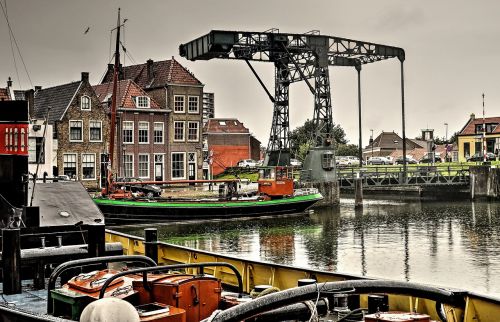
467 152 496 162
116 177 162 198
290 158 302 167
367 156 389 165
419 155 442 164
237 159 258 168
395 156 418 165
337 156 360 167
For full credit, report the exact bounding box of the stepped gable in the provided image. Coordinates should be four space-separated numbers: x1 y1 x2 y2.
102 57 202 88
93 79 160 109
33 81 82 123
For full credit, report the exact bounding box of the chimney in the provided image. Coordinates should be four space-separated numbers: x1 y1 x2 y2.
34 86 42 91
25 89 35 118
7 77 12 88
81 72 89 83
470 113 475 120
147 59 154 81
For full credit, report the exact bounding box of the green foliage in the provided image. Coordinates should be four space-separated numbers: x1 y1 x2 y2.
289 119 348 158
336 144 359 156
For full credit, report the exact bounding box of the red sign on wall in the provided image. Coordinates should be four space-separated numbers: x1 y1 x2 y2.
0 124 29 156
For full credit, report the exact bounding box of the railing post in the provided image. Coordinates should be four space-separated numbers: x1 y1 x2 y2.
88 223 105 258
145 228 158 264
2 228 21 294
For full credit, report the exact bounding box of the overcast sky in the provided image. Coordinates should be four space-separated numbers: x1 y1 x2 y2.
1 0 499 146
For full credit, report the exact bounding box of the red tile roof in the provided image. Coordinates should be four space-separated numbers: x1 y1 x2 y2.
0 88 10 101
459 116 500 135
102 57 202 88
205 118 250 134
93 80 160 109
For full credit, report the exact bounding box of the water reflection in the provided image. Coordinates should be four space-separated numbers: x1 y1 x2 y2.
116 199 500 297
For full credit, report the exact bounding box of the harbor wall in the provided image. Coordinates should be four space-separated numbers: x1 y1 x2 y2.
340 185 469 201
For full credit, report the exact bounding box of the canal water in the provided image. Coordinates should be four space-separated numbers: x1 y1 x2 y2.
116 199 500 297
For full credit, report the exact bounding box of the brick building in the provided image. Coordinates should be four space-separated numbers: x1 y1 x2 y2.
93 80 169 181
204 118 261 176
34 72 109 189
102 57 204 181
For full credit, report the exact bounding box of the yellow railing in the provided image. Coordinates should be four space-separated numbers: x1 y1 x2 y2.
106 229 500 322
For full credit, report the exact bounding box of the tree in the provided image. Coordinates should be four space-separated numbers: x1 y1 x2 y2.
336 144 359 156
289 119 348 159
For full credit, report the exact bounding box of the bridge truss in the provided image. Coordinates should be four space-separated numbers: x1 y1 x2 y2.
180 30 407 177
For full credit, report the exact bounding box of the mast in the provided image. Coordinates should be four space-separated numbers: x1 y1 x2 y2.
106 8 121 194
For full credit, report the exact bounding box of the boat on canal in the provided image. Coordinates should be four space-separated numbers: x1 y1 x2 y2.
93 166 323 224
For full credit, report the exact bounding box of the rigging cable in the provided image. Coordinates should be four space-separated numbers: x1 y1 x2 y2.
3 0 21 88
0 0 33 88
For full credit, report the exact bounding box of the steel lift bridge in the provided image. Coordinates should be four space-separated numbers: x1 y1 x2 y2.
179 30 406 184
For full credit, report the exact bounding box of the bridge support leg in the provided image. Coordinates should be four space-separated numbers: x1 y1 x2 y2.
312 181 340 206
354 177 363 208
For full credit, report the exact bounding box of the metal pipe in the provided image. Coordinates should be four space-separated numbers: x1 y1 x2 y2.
399 58 407 182
98 262 244 299
356 64 362 165
144 228 158 264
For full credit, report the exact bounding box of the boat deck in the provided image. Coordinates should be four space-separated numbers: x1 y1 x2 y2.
0 281 49 315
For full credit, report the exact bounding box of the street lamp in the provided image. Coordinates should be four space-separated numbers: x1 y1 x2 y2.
370 129 374 158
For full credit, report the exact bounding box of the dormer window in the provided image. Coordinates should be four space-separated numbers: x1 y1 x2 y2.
135 96 150 108
81 95 91 110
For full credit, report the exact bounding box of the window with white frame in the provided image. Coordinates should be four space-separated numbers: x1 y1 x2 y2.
123 121 133 144
171 152 185 179
174 121 185 141
69 120 83 141
138 121 149 144
174 95 185 113
82 154 96 179
63 154 77 178
135 96 150 108
28 137 44 164
81 95 91 110
123 154 134 178
138 154 149 178
89 120 102 142
154 122 164 144
188 96 199 113
187 122 199 141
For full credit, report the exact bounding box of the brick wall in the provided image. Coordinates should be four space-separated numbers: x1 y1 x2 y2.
56 82 109 190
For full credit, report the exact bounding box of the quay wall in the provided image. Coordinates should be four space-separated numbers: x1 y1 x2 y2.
470 166 500 200
340 185 469 201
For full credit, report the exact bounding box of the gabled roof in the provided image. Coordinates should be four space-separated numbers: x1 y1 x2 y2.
102 57 203 88
93 80 160 109
459 116 500 135
366 131 422 150
205 118 250 134
34 81 82 123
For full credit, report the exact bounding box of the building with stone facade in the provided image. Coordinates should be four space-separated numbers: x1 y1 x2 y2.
34 72 109 189
102 57 204 181
93 80 169 181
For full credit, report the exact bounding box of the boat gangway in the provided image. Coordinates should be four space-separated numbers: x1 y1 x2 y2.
337 165 470 188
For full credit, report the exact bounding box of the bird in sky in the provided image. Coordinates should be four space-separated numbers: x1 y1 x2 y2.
84 26 90 34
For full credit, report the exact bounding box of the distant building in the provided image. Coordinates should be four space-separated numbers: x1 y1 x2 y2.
102 57 204 181
34 72 109 189
93 80 168 181
0 77 15 101
457 113 500 162
204 118 261 176
202 92 214 126
362 131 422 160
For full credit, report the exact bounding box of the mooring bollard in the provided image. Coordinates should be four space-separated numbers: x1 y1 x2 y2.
88 223 105 258
354 174 363 208
2 228 21 294
145 228 158 264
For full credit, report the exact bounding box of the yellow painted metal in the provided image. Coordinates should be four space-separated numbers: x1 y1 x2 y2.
106 230 500 322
